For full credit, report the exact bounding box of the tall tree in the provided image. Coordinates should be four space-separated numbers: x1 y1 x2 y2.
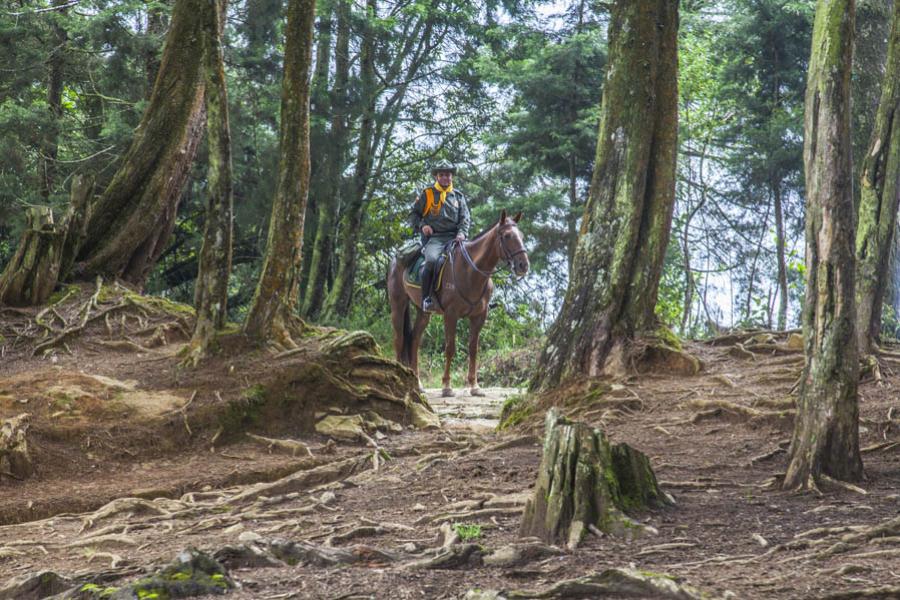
784 0 863 490
320 0 378 321
301 0 351 319
243 0 316 346
530 0 679 390
71 0 209 285
187 0 234 365
855 1 900 354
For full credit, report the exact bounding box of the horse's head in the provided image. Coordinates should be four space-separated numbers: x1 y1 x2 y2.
497 209 529 278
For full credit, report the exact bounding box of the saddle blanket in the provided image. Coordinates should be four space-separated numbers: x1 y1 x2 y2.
405 255 447 291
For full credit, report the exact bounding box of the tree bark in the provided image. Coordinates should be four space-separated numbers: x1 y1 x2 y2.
773 179 789 330
0 177 93 307
188 0 234 365
855 2 900 354
530 0 679 389
321 0 377 322
72 0 208 286
784 0 863 490
145 0 170 97
520 409 669 550
303 0 351 320
243 0 316 346
40 0 68 200
298 0 335 301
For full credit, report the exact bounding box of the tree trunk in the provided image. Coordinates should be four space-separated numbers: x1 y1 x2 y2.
145 0 170 97
298 0 335 301
0 177 93 307
243 0 316 346
321 0 377 322
188 0 234 365
855 1 900 354
72 0 208 286
773 179 789 330
520 409 670 550
303 0 351 320
530 0 679 390
784 0 863 491
40 0 68 200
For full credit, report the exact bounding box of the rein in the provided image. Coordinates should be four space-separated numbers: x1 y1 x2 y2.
446 226 526 310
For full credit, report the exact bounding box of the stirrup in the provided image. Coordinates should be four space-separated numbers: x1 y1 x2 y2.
422 296 436 313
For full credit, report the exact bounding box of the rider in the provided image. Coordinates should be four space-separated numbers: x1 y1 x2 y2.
410 161 471 313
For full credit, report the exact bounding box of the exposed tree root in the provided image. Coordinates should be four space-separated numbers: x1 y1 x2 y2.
685 398 794 427
471 568 704 599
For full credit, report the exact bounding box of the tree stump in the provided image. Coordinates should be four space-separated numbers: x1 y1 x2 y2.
520 409 670 549
0 207 65 307
0 175 92 307
0 413 33 481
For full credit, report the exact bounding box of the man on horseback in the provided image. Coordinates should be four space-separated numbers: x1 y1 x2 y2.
410 161 470 313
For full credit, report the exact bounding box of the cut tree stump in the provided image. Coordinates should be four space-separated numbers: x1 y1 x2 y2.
0 414 33 481
520 409 671 549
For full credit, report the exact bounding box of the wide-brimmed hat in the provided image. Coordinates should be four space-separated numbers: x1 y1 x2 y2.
431 161 456 175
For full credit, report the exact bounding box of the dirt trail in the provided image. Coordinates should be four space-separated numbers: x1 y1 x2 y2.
2 334 900 599
425 387 519 430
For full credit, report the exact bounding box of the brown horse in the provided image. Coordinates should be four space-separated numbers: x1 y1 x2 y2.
388 210 530 397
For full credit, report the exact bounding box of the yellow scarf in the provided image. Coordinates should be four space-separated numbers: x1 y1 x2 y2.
424 182 453 216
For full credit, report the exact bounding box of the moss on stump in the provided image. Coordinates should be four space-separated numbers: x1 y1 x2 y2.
520 409 670 549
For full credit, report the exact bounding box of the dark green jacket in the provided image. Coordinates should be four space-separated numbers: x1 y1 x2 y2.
410 186 471 239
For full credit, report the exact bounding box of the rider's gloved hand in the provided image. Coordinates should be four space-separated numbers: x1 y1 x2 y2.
422 225 434 236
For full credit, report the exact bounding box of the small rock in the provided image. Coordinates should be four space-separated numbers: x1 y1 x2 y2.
786 332 804 350
401 542 417 553
223 523 244 535
413 503 426 511
238 531 263 544
320 491 337 505
463 591 506 600
0 570 73 599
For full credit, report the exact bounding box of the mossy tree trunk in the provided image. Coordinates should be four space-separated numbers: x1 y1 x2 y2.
784 0 863 491
530 0 679 390
72 0 208 286
520 409 669 550
188 0 234 365
855 1 900 354
297 0 335 301
302 0 351 320
321 0 377 322
243 0 316 346
0 176 92 307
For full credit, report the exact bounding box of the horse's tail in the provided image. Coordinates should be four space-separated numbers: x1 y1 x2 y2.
401 302 413 365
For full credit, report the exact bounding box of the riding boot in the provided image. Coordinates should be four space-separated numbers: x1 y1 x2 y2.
421 262 435 312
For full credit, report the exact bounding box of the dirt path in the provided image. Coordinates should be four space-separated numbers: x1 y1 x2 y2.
425 387 519 430
2 337 900 599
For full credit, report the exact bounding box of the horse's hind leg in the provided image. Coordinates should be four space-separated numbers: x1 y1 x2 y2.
467 311 487 397
410 309 431 388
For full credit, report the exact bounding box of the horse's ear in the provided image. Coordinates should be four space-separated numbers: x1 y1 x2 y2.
513 211 523 223
499 209 507 223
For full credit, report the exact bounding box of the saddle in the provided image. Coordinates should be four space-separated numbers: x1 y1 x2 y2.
404 250 449 291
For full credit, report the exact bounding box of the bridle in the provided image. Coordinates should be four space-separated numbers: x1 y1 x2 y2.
446 223 527 310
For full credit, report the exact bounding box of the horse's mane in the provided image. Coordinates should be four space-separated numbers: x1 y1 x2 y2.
469 217 513 242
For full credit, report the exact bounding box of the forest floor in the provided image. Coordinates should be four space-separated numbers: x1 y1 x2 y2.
1 300 900 598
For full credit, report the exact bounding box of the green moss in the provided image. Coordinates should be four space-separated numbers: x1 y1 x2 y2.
47 284 78 306
498 393 535 430
651 324 682 351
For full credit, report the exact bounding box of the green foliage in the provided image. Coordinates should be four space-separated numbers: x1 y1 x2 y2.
452 522 483 541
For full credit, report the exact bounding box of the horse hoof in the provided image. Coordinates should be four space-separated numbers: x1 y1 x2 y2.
470 387 485 397
442 388 455 397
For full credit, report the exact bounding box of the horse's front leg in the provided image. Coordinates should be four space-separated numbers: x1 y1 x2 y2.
410 309 431 390
442 317 457 397
467 311 487 397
